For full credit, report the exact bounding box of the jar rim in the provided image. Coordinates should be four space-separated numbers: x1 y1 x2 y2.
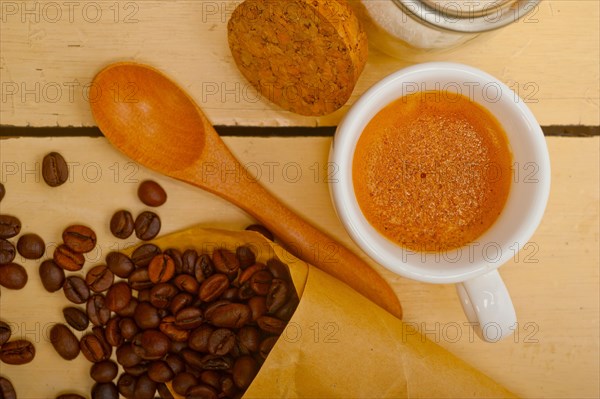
392 0 542 33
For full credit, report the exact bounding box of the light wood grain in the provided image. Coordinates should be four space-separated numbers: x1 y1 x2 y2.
0 0 598 128
0 136 597 398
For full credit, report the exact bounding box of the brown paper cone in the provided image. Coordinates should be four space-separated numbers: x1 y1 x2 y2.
142 226 516 398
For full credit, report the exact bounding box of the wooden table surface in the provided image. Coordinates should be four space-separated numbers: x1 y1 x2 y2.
1 1 599 398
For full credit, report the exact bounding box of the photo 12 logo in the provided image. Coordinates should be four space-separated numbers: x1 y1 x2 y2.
0 1 140 24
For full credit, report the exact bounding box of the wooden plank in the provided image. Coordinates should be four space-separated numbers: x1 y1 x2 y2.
0 0 598 128
0 136 598 398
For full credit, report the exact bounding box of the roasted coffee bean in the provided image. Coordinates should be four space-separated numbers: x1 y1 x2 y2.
128 267 153 290
233 355 259 390
245 224 274 241
16 233 45 259
116 343 143 368
110 210 134 239
181 249 198 275
50 323 80 360
0 239 16 264
207 328 235 356
87 295 111 326
164 248 183 273
148 254 175 283
0 215 21 239
63 276 90 304
105 281 132 312
173 274 199 295
0 263 28 289
236 245 256 269
132 330 170 360
0 183 4 202
159 316 190 342
116 297 138 318
267 258 292 281
250 270 273 296
238 263 267 285
148 360 174 383
131 244 161 267
105 251 134 278
92 326 113 358
247 296 267 322
165 353 185 375
237 326 260 353
119 317 140 341
91 382 119 399
188 325 214 352
90 359 119 382
133 373 157 399
205 303 251 329
150 283 178 309
117 373 137 398
185 352 233 371
274 293 300 321
199 370 221 390
0 339 35 364
266 278 290 314
169 292 194 315
138 180 167 207
105 317 124 347
0 377 16 399
258 336 278 360
172 372 198 396
199 273 229 302
134 302 161 330
238 281 256 301
63 224 97 253
80 333 110 362
63 306 89 331
86 265 114 293
175 307 204 330
212 248 240 277
42 151 69 187
54 244 85 271
221 375 238 397
194 254 214 282
157 383 175 399
124 362 150 377
39 259 66 292
186 384 218 399
257 315 287 335
134 211 161 241
0 321 12 346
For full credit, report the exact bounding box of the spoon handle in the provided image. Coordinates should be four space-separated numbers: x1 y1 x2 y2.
188 140 402 319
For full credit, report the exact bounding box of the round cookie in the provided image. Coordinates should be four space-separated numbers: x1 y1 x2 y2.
227 0 368 116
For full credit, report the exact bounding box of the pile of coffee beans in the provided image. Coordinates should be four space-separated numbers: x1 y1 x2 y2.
0 213 38 388
2 155 297 398
42 233 297 398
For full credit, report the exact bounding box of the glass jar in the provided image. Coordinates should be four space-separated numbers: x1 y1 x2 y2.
350 0 541 58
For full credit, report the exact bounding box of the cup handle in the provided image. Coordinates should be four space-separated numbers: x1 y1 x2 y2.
456 270 517 342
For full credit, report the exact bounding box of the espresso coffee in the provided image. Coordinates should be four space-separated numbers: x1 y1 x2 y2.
353 91 512 252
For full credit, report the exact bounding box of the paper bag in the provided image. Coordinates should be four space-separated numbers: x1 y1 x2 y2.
145 226 516 398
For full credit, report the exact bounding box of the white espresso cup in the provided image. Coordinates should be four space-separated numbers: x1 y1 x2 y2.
330 62 551 342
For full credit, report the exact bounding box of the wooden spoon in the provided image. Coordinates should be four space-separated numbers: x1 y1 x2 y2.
90 62 402 318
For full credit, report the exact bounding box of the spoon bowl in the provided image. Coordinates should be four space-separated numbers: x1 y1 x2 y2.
92 63 205 172
90 62 402 319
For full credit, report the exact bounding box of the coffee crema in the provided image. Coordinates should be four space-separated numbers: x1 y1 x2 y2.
353 91 512 252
